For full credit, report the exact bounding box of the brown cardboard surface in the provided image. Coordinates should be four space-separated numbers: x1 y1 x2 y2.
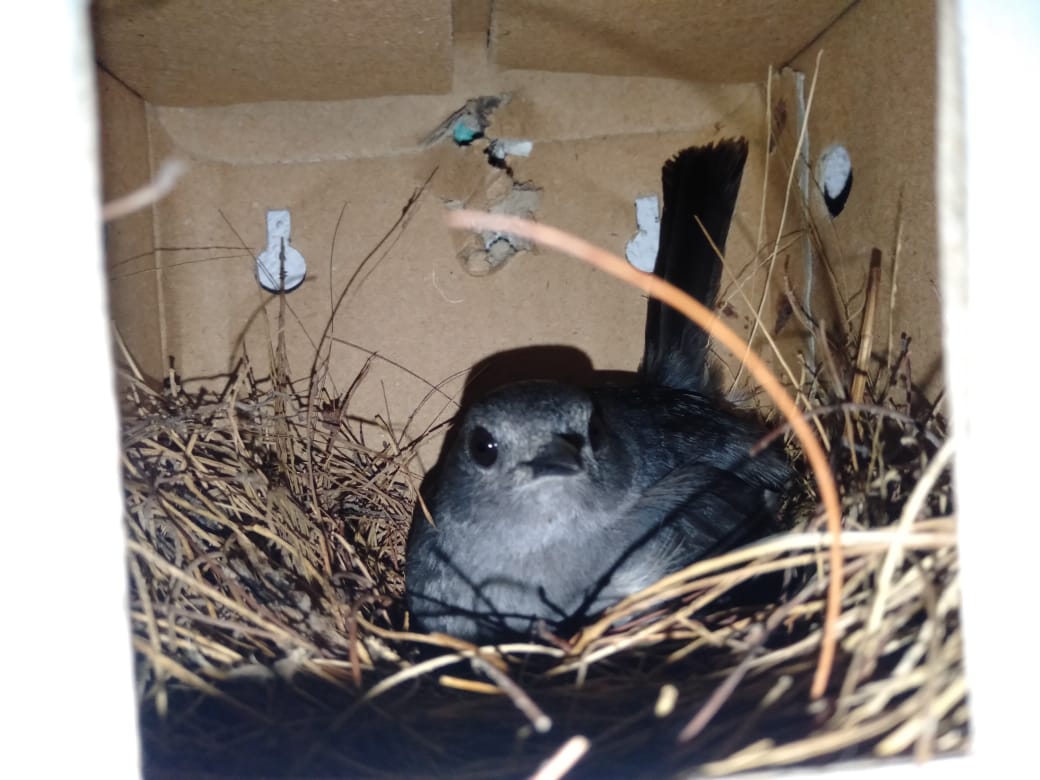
150 72 762 165
96 1 941 464
453 0 492 35
491 0 856 83
122 65 769 467
93 0 453 107
789 0 942 398
98 70 164 382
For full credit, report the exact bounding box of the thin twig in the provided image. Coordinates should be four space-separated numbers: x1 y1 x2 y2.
678 576 830 742
472 655 553 734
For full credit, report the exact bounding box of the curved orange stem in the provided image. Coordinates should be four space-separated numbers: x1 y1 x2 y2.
445 209 843 699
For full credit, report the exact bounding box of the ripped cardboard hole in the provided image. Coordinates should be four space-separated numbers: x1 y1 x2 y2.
454 178 543 276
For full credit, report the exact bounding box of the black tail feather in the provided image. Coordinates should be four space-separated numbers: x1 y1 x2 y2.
641 138 749 391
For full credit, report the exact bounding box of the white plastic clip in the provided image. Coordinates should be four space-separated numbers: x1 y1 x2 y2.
625 195 660 272
818 144 853 217
256 209 306 293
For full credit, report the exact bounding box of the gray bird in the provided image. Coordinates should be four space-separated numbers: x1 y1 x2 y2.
406 138 790 642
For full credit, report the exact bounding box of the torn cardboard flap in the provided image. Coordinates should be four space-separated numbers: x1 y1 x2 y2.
453 177 543 276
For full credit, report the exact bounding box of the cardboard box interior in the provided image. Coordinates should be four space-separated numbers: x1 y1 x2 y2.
95 0 940 469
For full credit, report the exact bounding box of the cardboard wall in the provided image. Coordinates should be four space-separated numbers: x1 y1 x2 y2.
105 67 770 466
96 0 941 466
99 70 163 380
93 0 454 105
791 0 942 399
491 0 856 82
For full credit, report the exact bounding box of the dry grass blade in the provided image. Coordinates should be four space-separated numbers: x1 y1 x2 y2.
472 656 553 734
530 736 591 780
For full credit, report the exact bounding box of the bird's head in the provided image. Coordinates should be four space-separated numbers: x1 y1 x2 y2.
438 381 624 522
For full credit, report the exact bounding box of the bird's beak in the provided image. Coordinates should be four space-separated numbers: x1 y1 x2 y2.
525 433 584 478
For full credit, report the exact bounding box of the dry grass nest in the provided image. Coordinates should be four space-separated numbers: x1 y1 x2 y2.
122 298 963 778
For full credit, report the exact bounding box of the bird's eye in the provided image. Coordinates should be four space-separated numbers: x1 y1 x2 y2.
468 425 498 468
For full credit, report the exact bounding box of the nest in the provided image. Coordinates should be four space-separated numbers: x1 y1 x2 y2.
123 280 964 778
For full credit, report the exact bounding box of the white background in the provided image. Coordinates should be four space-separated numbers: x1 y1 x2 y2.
0 0 1036 776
